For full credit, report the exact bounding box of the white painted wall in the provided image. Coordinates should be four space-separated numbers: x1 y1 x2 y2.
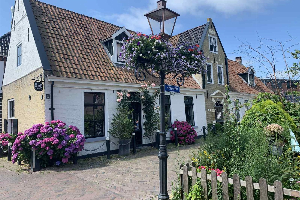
229 92 256 121
45 78 207 155
3 0 42 86
0 61 4 93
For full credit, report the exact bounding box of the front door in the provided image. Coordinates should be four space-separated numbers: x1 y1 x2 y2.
130 101 142 146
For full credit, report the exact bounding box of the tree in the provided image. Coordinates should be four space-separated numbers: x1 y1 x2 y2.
236 35 299 94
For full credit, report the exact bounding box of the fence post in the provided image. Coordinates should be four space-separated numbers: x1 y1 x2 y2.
213 124 216 135
259 178 268 200
222 172 229 200
245 176 254 200
30 148 41 172
202 126 206 141
274 181 283 200
132 132 136 154
106 137 111 159
156 130 160 149
182 165 189 200
191 166 197 187
211 170 218 200
7 143 12 161
233 174 241 200
0 146 3 157
174 127 178 146
201 168 208 199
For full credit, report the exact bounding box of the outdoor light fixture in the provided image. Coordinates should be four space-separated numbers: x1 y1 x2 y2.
144 1 179 199
145 0 179 38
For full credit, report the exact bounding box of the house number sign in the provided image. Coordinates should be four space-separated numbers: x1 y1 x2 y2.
34 81 43 91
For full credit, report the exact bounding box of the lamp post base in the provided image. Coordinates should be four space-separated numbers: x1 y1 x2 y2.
158 194 170 200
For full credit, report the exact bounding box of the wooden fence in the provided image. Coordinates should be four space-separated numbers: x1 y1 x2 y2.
179 164 300 200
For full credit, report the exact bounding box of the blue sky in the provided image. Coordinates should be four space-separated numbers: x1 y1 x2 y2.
0 0 299 78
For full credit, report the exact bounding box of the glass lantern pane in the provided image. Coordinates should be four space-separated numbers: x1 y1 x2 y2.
148 18 162 35
164 17 176 36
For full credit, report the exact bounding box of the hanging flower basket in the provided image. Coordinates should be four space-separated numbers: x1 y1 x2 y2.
120 33 207 78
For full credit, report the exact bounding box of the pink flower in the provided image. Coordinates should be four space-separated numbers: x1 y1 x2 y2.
58 144 63 149
126 93 131 97
151 83 155 87
117 99 121 103
69 134 75 139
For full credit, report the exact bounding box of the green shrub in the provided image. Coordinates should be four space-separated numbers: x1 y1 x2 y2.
241 100 296 135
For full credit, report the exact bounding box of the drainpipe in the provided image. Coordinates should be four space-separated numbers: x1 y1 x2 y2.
50 81 55 120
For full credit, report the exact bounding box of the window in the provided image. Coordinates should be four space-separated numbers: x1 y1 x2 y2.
116 42 124 62
214 101 223 123
84 93 105 138
8 100 15 118
207 64 212 83
165 95 171 128
17 44 22 66
184 96 194 126
209 36 218 53
249 73 255 86
217 65 223 84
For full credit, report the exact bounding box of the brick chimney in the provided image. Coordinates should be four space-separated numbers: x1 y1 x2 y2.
235 57 242 64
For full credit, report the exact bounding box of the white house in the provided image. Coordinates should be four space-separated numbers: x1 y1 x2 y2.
2 0 207 156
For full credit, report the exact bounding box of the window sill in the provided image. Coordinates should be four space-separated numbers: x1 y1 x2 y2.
85 137 106 143
193 126 198 129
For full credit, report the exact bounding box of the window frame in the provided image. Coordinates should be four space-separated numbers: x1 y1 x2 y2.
184 96 195 126
8 99 15 119
206 63 213 84
234 99 241 122
84 92 105 139
209 35 218 53
217 65 224 85
17 43 22 67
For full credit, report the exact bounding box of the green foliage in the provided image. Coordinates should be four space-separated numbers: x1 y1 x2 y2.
109 105 134 140
241 100 296 136
288 50 300 78
253 93 300 140
140 85 159 138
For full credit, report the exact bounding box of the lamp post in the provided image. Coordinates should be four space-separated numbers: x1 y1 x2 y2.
145 1 179 199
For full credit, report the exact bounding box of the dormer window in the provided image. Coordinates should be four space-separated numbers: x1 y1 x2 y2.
103 27 129 65
239 67 255 86
209 35 218 53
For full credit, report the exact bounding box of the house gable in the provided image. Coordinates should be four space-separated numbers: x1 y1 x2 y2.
3 0 49 86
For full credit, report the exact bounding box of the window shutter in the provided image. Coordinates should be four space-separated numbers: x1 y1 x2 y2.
12 119 18 134
4 119 7 133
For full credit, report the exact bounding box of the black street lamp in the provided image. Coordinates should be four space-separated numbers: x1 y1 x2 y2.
144 1 179 199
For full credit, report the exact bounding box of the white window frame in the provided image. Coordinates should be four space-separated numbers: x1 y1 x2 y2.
217 65 224 85
206 63 213 84
8 99 15 119
209 35 218 54
17 43 22 67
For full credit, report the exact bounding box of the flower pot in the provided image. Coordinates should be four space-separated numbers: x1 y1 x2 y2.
271 145 283 156
119 139 131 156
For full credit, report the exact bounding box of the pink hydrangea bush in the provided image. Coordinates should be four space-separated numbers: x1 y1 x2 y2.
12 120 85 166
170 121 197 145
0 133 12 147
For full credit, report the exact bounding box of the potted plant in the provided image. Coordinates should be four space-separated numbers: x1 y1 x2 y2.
109 105 134 156
264 123 285 155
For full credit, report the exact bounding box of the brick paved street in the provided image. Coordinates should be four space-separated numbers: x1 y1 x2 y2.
0 142 202 200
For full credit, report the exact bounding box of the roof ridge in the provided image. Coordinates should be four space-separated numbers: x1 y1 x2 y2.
31 0 124 31
172 24 206 37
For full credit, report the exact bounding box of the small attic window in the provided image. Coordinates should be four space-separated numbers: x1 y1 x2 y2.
239 68 255 86
104 28 129 64
249 71 255 86
209 35 218 53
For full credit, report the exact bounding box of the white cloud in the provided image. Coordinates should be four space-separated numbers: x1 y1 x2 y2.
92 0 286 34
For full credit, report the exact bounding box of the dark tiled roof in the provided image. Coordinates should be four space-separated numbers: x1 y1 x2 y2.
228 59 273 94
29 0 200 89
170 25 206 46
0 32 11 57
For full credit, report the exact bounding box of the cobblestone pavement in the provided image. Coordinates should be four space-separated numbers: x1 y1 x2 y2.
0 141 202 200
